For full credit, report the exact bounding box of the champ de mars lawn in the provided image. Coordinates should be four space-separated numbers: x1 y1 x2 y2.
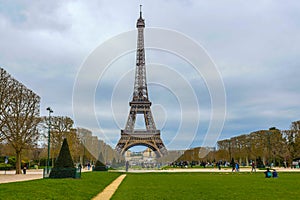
112 172 300 200
0 172 299 200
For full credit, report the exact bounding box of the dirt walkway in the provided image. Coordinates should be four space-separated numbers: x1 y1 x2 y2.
92 174 127 200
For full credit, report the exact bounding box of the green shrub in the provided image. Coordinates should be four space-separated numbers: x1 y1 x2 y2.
49 168 77 178
0 163 14 170
93 154 107 171
0 156 16 167
93 166 107 171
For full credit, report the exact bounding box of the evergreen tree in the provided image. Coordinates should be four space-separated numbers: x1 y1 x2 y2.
93 152 107 171
54 138 74 168
98 152 104 164
112 157 117 168
49 138 77 178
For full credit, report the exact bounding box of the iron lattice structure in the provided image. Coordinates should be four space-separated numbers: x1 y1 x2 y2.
116 7 167 157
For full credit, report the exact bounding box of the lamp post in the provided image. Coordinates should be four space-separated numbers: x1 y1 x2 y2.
228 140 232 161
82 138 86 167
46 107 53 174
267 131 271 167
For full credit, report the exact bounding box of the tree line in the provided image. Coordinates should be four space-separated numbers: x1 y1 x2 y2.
177 121 300 168
0 68 122 173
215 121 300 167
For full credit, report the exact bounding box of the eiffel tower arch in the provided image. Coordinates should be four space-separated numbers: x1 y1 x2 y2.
116 6 167 157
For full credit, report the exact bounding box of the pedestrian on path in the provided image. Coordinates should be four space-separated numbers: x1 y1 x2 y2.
125 161 129 172
235 162 239 172
251 161 256 172
217 161 221 170
23 165 27 174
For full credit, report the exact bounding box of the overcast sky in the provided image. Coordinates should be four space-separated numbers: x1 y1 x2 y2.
1 0 300 150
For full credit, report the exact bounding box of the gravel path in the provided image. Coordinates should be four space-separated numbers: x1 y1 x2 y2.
92 174 127 200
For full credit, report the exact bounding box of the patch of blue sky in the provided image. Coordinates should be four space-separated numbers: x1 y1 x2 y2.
0 1 26 24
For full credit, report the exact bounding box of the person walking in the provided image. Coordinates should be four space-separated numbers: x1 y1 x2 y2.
235 162 239 172
23 165 27 174
231 163 235 172
125 161 129 172
218 162 221 170
251 161 256 172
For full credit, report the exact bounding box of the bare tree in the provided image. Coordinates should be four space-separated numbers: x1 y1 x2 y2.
0 68 40 174
41 116 81 164
0 68 14 142
49 116 74 160
282 120 300 165
217 139 231 161
291 121 300 158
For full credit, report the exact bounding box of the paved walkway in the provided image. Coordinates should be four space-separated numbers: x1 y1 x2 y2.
1 167 299 184
115 167 300 173
0 168 96 184
0 169 43 184
92 174 126 200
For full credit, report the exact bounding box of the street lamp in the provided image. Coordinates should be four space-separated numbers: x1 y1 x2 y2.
228 140 232 161
82 138 86 167
267 131 271 167
46 107 53 174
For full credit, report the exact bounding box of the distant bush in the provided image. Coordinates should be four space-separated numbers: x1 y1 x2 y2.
0 163 14 170
0 156 16 167
49 167 77 178
93 154 107 171
93 160 107 171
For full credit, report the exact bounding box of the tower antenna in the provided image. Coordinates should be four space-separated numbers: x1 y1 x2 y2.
140 4 142 18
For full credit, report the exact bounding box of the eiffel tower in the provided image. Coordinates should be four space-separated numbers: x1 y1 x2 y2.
116 6 167 157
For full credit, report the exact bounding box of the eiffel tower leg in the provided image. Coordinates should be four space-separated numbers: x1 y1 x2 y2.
125 107 136 132
144 109 156 130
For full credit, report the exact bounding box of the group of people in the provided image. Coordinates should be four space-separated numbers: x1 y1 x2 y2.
231 162 240 172
264 168 278 178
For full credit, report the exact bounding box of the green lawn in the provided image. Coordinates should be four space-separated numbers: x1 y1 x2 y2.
0 172 121 200
112 172 300 200
1 172 300 200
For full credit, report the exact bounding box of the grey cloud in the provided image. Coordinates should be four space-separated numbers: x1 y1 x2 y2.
1 0 299 149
